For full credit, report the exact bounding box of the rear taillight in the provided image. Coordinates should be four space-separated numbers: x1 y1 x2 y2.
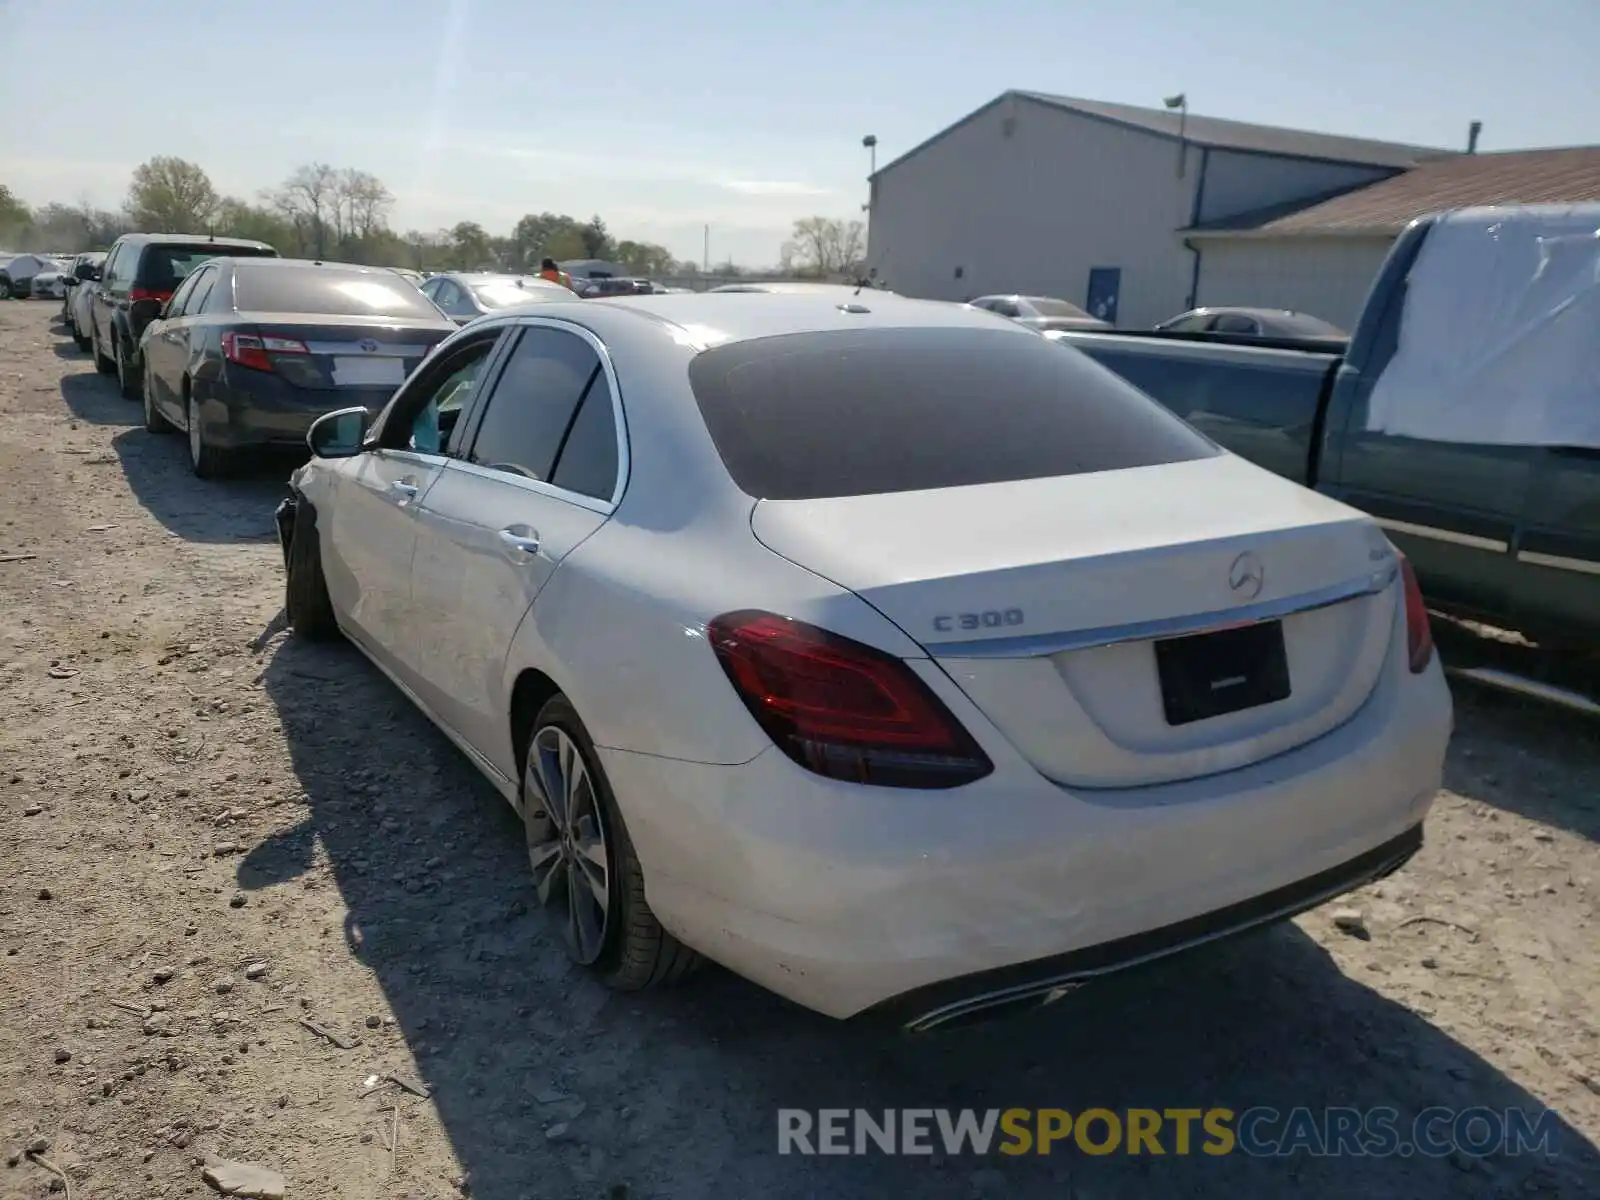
128 286 173 304
222 332 309 372
708 611 992 789
1399 555 1433 673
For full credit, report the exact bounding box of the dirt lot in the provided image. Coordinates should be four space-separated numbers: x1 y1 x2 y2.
0 300 1597 1200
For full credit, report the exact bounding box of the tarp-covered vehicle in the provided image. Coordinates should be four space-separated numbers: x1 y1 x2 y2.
1049 204 1600 697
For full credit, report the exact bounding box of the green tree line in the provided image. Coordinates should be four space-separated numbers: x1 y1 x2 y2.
0 157 692 277
3 160 867 279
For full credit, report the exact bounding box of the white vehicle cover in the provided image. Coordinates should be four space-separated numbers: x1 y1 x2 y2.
1365 204 1600 448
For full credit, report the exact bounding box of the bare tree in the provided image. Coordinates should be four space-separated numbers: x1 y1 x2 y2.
339 169 393 243
270 163 339 258
781 216 866 278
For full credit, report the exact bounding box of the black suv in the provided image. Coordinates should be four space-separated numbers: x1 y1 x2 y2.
91 233 278 400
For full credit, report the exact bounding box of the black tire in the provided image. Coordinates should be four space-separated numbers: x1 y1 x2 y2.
142 364 174 434
285 505 339 640
187 390 232 479
524 696 702 991
93 327 115 375
0 277 12 300
73 327 92 352
116 337 141 401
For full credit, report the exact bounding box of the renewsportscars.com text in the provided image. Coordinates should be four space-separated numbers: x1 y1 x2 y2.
777 1106 1561 1158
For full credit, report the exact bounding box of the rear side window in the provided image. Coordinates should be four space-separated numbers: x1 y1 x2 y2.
687 327 1220 501
467 326 605 486
233 267 440 317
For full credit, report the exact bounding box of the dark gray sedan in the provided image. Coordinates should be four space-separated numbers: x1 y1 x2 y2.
138 258 457 479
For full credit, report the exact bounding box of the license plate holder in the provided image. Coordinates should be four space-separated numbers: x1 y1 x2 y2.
332 355 405 387
1154 620 1291 726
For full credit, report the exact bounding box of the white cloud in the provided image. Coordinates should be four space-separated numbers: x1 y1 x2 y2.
719 180 832 197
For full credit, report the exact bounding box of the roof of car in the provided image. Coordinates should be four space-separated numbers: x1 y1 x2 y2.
561 290 1030 348
446 271 568 287
116 233 275 249
709 281 899 296
225 257 392 273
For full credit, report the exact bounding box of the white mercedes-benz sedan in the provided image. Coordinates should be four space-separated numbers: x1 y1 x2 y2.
276 292 1452 1029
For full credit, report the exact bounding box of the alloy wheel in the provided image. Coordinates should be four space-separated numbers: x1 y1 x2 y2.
523 726 611 965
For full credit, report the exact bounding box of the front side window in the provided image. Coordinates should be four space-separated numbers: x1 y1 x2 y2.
466 326 609 490
384 339 502 454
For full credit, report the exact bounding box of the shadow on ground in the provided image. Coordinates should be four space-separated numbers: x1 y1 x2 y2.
1435 624 1600 841
245 630 1600 1200
107 422 297 544
59 370 132 426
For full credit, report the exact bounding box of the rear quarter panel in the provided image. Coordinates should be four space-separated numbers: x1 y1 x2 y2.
497 507 933 776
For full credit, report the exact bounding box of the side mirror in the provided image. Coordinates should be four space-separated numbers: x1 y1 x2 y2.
307 407 371 459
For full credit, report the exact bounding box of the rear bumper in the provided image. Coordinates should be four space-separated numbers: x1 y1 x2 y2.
870 823 1421 1031
199 375 395 450
599 637 1451 1021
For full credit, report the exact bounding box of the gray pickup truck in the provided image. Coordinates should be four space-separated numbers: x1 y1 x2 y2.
1055 206 1600 711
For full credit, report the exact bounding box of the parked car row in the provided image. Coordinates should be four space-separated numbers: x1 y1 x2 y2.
0 252 68 299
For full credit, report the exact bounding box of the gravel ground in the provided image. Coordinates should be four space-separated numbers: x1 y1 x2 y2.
1 300 1597 1200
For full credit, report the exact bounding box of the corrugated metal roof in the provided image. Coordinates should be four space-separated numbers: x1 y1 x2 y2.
1188 146 1600 236
1018 92 1451 168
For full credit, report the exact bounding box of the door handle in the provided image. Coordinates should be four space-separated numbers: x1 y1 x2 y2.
497 527 542 557
390 479 419 501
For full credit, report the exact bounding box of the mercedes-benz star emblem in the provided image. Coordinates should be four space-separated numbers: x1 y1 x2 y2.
358 338 380 353
1228 551 1265 600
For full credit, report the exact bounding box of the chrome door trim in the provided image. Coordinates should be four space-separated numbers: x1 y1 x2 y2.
927 566 1397 659
1375 517 1508 553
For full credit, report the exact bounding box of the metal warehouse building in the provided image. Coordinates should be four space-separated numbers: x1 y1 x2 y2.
867 91 1458 329
1187 145 1600 325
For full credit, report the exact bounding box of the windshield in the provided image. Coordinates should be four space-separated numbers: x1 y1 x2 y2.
472 279 567 308
1027 297 1092 318
1269 312 1348 337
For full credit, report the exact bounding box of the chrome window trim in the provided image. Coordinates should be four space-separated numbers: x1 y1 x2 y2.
457 314 631 514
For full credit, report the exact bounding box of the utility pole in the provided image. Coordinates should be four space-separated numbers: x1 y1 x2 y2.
703 224 709 273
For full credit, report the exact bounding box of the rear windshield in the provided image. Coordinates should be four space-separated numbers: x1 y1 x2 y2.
235 267 441 317
140 244 274 288
687 327 1220 500
1028 297 1091 318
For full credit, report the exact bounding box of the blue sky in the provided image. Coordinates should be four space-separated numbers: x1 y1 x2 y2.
3 0 1596 266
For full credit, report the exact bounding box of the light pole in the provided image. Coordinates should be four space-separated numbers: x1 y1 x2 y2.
1163 93 1188 177
861 134 877 214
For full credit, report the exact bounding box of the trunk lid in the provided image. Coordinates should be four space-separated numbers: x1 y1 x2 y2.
236 314 452 390
751 454 1401 789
